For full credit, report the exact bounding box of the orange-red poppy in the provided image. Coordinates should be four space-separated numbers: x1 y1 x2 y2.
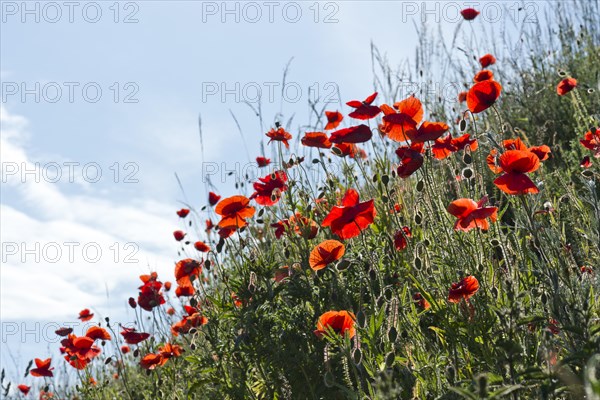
171 306 208 336
467 80 502 113
272 213 318 239
346 92 381 120
322 189 376 240
17 384 30 395
176 208 190 218
120 327 150 345
447 197 498 231
194 241 210 252
266 126 292 148
458 91 468 103
121 345 131 354
556 77 577 96
492 150 540 195
251 171 288 206
461 8 479 20
29 358 54 377
314 310 356 339
325 110 343 130
175 258 202 288
215 195 255 229
78 309 94 322
431 133 478 160
309 240 345 270
330 124 372 144
413 293 430 310
301 132 332 148
410 121 449 143
208 191 221 206
393 227 412 251
379 97 423 142
448 276 479 303
140 342 184 370
85 326 111 341
479 54 496 68
580 127 600 157
502 138 551 161
256 156 271 167
474 70 494 82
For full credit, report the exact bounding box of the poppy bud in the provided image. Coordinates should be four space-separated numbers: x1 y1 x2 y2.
416 180 424 192
385 351 395 368
356 310 367 328
387 327 398 343
128 297 137 309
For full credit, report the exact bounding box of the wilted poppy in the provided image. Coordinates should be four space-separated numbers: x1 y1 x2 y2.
17 384 30 395
175 258 202 288
55 327 73 337
556 77 577 96
266 126 292 148
379 97 423 142
301 132 332 148
256 156 271 167
274 265 291 283
329 124 373 144
447 197 498 231
176 208 190 218
194 241 210 252
580 127 600 157
30 358 54 377
460 8 479 20
208 192 221 206
474 70 494 82
448 276 479 303
309 240 345 270
322 189 376 240
120 327 150 345
215 195 255 229
251 171 288 206
325 110 343 130
173 230 186 241
78 309 94 322
393 227 412 251
492 150 540 195
85 326 111 341
467 80 502 113
346 92 381 120
479 54 496 68
314 311 356 339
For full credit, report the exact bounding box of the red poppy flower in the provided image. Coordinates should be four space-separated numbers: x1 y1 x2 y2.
503 138 551 161
17 384 31 395
329 124 372 144
479 54 496 68
581 156 592 168
346 92 381 120
332 143 356 157
410 121 449 143
194 241 210 252
55 327 73 337
396 143 424 178
85 326 111 341
325 110 343 130
61 334 100 365
266 126 292 148
120 327 150 345
138 274 166 311
460 8 479 20
474 70 494 82
30 358 54 377
447 197 498 231
173 230 186 241
556 77 577 96
175 258 202 288
128 297 137 308
580 127 600 157
208 192 221 206
413 293 430 310
314 311 356 339
272 213 318 239
205 219 214 232
393 227 412 251
78 309 94 322
175 284 195 297
379 97 423 142
431 133 478 160
141 343 183 369
121 345 130 354
215 195 255 229
251 171 288 206
467 80 502 113
176 208 190 218
322 189 376 240
492 150 540 195
448 276 480 303
140 353 163 370
458 91 468 103
256 156 271 167
301 132 332 148
164 281 172 291
309 240 345 271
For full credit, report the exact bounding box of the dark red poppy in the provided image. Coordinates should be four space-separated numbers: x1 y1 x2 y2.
325 110 343 130
205 219 214 232
128 297 137 308
194 241 210 252
329 124 372 144
379 97 423 142
78 309 94 322
448 276 479 303
447 197 498 231
138 274 166 311
393 227 412 251
85 326 111 341
461 8 479 20
458 91 468 103
410 121 449 143
474 70 494 82
266 127 292 148
322 189 376 240
492 150 540 195
580 127 600 157
208 192 221 206
173 230 185 241
256 156 271 167
346 92 381 120
314 311 356 339
251 171 288 206
467 80 502 113
17 384 30 395
176 208 190 218
30 358 54 377
396 143 424 178
556 77 577 96
301 132 332 148
309 240 345 270
215 195 255 229
120 327 150 345
479 54 496 68
175 258 202 289
333 143 358 157
55 327 73 337
581 156 592 168
274 265 291 283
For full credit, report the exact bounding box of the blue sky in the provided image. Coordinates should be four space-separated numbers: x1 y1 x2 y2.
0 0 544 386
